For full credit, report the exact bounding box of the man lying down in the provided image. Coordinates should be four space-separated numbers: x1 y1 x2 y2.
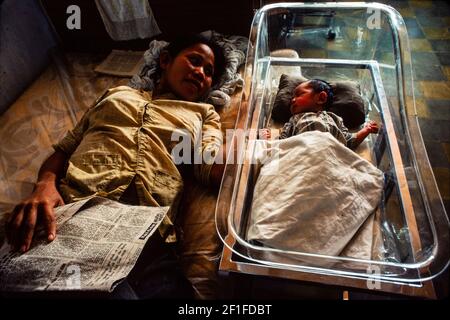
247 79 384 258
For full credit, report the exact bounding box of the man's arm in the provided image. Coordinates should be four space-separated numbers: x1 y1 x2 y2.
6 149 68 252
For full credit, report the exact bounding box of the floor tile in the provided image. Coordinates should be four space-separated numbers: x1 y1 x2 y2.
443 66 450 79
429 39 450 51
415 11 447 28
424 141 450 167
397 7 415 18
410 39 433 51
436 52 450 65
422 27 450 39
418 118 450 142
385 0 410 8
414 80 424 97
442 142 450 162
443 17 450 27
412 51 442 65
443 200 450 219
431 0 450 10
409 0 433 8
431 167 450 200
404 18 426 38
414 98 431 118
419 81 450 99
425 98 450 120
412 52 446 80
414 64 446 80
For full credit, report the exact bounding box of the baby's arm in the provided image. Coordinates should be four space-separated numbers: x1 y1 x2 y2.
353 120 379 148
259 128 272 140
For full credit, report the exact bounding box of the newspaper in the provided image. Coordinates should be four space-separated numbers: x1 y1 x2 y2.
94 50 145 77
0 196 168 293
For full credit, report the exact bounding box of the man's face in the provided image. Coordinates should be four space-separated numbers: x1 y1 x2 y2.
290 81 320 114
162 43 215 102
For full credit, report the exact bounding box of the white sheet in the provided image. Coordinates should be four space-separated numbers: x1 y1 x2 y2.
247 131 384 257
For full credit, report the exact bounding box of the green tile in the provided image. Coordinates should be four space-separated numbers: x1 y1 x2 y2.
443 66 450 80
413 64 447 80
432 0 450 10
404 18 426 38
412 51 442 65
431 167 450 200
418 118 450 142
414 98 431 118
430 40 450 52
385 0 410 9
424 141 450 168
420 81 450 99
425 99 450 120
436 53 450 65
442 142 450 162
410 39 433 51
414 80 424 97
409 0 433 9
422 27 450 40
415 10 447 28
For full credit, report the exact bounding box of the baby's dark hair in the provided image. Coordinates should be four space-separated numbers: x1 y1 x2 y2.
308 79 334 109
164 33 226 85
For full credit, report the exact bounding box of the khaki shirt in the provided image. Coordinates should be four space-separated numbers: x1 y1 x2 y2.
54 86 222 241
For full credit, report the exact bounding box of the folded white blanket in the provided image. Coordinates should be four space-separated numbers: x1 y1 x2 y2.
247 131 384 257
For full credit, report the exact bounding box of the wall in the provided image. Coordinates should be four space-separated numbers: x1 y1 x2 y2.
0 0 57 114
40 0 256 52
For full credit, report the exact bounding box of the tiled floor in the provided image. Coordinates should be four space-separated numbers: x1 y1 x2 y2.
386 0 450 212
339 0 450 299
266 0 449 299
386 0 450 300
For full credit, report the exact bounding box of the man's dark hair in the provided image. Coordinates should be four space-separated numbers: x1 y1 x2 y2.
309 79 334 109
164 33 226 85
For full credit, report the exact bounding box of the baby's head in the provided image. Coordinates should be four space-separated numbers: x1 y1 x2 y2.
290 79 333 115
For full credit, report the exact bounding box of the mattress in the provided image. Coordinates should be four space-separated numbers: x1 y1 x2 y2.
0 52 128 220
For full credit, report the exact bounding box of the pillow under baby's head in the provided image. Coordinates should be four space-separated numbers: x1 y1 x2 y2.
272 74 367 129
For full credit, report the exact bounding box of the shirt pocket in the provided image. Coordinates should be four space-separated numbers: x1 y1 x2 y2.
152 170 183 206
82 153 121 168
66 152 122 191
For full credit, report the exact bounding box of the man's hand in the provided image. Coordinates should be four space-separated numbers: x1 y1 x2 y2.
6 181 64 253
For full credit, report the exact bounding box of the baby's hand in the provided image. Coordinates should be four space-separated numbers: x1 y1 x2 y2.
259 128 271 140
365 121 379 134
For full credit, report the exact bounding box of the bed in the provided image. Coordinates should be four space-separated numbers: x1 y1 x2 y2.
0 36 246 299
